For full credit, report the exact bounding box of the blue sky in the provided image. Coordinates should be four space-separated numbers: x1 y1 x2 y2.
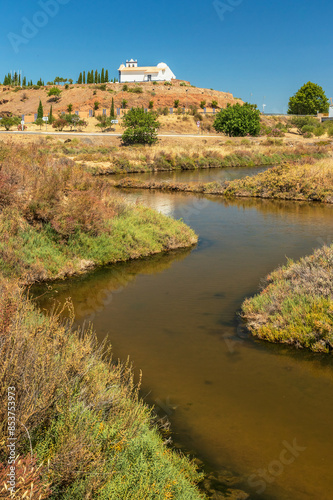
1 0 332 113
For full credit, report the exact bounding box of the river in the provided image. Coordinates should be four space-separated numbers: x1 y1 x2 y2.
34 168 333 499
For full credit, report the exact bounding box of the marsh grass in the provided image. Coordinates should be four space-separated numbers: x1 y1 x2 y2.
113 158 333 204
241 245 333 353
72 143 327 175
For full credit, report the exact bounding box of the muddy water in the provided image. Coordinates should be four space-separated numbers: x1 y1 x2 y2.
34 189 333 499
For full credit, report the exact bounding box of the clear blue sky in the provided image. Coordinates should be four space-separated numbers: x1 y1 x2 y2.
1 0 332 113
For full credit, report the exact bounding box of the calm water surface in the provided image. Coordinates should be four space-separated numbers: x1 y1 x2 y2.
112 164 271 184
35 179 333 499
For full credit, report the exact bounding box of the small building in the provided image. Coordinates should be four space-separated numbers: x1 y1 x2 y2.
118 59 176 83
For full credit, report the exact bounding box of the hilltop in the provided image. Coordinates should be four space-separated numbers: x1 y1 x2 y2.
0 80 242 117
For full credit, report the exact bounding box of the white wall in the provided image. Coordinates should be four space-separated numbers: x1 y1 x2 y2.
120 65 176 83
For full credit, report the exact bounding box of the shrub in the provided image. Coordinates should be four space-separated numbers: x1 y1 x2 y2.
174 99 180 108
94 101 100 110
129 86 143 94
290 116 318 134
313 126 325 137
267 128 285 137
301 125 315 135
47 87 62 101
200 100 206 109
122 84 129 92
213 102 261 137
121 107 160 145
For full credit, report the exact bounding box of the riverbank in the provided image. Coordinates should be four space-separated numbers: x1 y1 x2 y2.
0 142 197 284
68 142 328 175
241 244 333 353
111 158 333 204
0 142 207 498
0 277 205 499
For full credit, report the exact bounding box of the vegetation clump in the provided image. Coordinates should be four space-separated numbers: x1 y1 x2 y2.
213 102 261 137
242 245 333 352
121 107 160 146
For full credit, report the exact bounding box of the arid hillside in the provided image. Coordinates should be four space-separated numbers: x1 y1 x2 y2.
0 80 242 117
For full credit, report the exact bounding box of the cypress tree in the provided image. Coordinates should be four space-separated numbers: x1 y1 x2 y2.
83 71 86 84
22 76 26 87
101 68 105 83
94 70 98 84
49 105 53 124
110 97 115 118
78 72 83 84
105 70 109 82
37 99 44 119
98 72 101 84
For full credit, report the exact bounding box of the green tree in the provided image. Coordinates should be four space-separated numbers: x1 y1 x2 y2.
174 99 180 108
67 103 73 113
83 71 86 84
110 97 115 118
148 101 154 110
35 117 44 130
211 100 219 109
96 115 111 131
200 100 206 109
22 77 27 87
77 73 82 84
0 116 21 130
48 105 54 124
288 82 329 115
213 102 261 137
95 70 98 84
121 107 160 146
121 99 128 109
105 70 109 82
94 101 100 110
37 99 44 119
101 68 105 83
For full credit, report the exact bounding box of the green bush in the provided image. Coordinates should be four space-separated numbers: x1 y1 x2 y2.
213 103 261 137
131 86 143 93
121 107 160 145
301 125 315 135
290 116 318 134
313 126 325 137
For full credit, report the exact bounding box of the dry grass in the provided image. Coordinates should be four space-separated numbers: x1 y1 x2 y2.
111 155 333 204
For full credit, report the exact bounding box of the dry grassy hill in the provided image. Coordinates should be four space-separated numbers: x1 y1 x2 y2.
0 80 242 117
